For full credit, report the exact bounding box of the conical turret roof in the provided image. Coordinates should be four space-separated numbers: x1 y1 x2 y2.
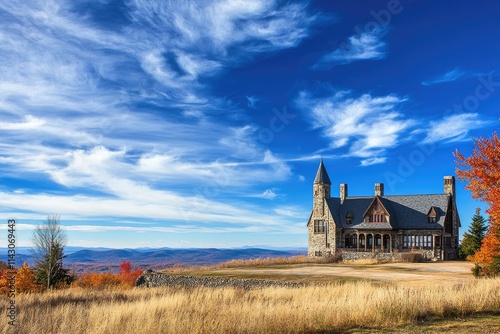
314 159 331 184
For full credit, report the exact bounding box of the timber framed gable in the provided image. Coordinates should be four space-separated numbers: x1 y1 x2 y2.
363 197 390 224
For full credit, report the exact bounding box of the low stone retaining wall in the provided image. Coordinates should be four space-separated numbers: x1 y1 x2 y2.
341 250 436 261
136 270 305 289
341 251 396 261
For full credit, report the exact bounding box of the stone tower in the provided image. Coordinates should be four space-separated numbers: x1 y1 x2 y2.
308 159 335 256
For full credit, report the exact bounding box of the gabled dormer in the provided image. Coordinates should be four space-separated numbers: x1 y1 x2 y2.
427 207 438 224
346 211 353 225
363 197 390 223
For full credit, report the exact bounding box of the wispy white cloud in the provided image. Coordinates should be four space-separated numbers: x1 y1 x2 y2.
421 68 470 86
313 27 387 69
421 68 500 86
296 90 413 166
0 115 46 130
246 96 260 109
0 0 319 235
423 113 487 143
274 206 307 218
250 189 278 200
15 221 304 235
1 187 302 233
360 157 387 166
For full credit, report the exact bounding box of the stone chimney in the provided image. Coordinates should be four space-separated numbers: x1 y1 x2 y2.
340 184 348 203
444 176 455 196
375 183 384 197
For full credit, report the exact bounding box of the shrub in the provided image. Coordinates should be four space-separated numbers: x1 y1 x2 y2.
316 252 343 263
72 272 123 289
72 261 143 290
472 263 482 277
400 253 423 263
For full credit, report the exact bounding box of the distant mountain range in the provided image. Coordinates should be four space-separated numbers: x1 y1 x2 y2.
3 247 307 273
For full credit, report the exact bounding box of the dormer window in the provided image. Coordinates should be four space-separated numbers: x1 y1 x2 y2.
427 207 438 224
346 212 353 225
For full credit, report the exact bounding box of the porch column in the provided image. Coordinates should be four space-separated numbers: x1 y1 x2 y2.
432 234 437 258
364 234 367 252
356 232 359 252
389 234 393 253
372 233 375 252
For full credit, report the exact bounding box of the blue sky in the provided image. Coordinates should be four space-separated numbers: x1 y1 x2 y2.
0 0 498 249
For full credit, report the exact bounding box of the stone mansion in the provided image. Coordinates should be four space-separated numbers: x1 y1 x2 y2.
307 160 460 260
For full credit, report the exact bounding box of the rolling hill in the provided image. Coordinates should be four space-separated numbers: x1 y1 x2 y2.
7 247 306 273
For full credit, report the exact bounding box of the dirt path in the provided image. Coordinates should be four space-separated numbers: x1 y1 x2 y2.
214 261 475 285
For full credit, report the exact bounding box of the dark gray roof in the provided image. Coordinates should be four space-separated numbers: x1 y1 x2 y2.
327 194 450 230
314 160 331 184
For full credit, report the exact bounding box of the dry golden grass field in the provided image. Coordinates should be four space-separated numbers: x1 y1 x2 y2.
3 260 500 334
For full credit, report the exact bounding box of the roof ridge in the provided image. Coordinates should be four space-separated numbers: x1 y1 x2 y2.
334 194 448 198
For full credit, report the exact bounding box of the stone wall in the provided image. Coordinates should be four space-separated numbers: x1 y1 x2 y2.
341 251 397 261
136 270 304 289
341 249 435 261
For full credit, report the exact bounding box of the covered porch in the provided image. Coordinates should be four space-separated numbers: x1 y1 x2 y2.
343 232 393 253
341 230 443 256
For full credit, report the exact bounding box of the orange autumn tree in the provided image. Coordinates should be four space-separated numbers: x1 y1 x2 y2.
0 261 11 295
455 131 500 276
15 262 39 293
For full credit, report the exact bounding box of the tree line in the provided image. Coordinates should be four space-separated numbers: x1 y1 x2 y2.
0 215 142 293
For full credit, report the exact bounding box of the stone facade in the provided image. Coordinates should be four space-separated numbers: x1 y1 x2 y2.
307 160 460 260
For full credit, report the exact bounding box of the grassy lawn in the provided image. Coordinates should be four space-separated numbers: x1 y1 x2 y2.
344 313 500 333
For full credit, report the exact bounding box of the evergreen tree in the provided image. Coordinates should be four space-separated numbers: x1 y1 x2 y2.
459 208 488 259
34 242 73 288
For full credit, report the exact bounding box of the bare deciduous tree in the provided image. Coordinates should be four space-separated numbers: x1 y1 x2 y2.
31 215 71 289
